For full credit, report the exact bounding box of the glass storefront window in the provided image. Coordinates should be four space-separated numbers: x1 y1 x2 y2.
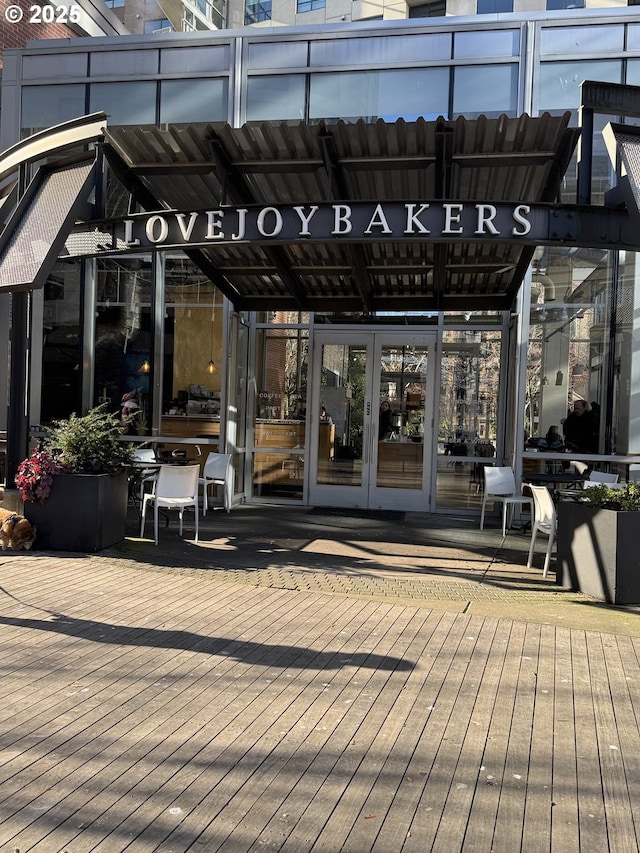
90 50 159 77
526 245 610 457
252 326 309 500
452 64 518 118
310 33 452 66
39 261 82 423
613 251 640 457
160 45 231 73
539 25 623 56
94 258 152 435
246 75 306 122
527 247 640 467
309 67 450 123
453 29 519 59
22 52 88 80
160 78 228 124
21 85 86 136
94 258 153 435
437 330 501 509
248 42 309 70
89 82 157 125
162 267 224 458
537 60 621 112
95 256 225 454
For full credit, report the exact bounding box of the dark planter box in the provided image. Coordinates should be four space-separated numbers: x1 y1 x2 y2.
557 501 640 605
25 472 128 552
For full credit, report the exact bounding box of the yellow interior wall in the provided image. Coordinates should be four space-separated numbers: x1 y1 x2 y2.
173 306 223 397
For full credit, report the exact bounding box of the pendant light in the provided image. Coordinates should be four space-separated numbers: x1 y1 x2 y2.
206 291 217 374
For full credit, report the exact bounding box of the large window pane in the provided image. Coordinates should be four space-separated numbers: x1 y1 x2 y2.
246 75 306 121
245 0 272 24
546 0 584 9
40 261 82 423
526 246 610 459
310 33 451 66
626 59 640 88
477 0 513 13
90 82 156 125
309 68 449 123
453 29 519 59
453 65 518 118
628 24 640 51
247 42 309 70
297 0 325 13
539 25 623 56
90 50 159 77
144 18 172 32
537 60 621 112
436 330 501 510
21 85 86 136
160 78 228 124
160 45 230 73
22 53 88 81
614 252 640 457
94 258 154 436
252 326 309 501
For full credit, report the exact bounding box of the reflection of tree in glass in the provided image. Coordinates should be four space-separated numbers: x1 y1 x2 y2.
347 349 366 455
439 332 501 444
284 333 308 417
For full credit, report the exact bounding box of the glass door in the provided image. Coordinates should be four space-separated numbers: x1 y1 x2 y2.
309 331 436 510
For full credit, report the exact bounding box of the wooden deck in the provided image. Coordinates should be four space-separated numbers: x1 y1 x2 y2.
1 527 639 851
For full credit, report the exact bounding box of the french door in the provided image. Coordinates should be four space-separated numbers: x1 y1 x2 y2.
309 330 437 511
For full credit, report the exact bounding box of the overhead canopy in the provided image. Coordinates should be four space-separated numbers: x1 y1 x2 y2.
103 113 580 313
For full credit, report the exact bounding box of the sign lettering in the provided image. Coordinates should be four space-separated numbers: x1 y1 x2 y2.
118 202 540 249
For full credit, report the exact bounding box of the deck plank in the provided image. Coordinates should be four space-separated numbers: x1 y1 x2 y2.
570 630 610 851
586 633 640 852
459 620 527 851
520 623 555 853
549 626 580 851
429 618 512 852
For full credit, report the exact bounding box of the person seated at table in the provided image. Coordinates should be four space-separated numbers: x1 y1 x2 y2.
379 400 393 439
545 424 564 450
563 399 597 453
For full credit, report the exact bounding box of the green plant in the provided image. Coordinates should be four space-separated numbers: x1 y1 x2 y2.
580 482 640 511
42 404 135 475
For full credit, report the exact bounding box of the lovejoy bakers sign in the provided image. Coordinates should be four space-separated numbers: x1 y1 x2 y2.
118 201 546 248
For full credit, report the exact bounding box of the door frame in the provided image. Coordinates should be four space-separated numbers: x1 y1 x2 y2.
308 328 437 511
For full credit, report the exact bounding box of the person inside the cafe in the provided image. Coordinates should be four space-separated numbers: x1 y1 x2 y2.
562 399 597 453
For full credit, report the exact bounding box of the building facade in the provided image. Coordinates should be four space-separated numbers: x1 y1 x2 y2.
2 8 640 514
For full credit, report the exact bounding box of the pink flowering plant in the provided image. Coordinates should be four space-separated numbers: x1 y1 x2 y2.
15 449 63 504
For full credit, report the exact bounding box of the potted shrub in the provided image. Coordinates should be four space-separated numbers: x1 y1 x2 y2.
556 482 640 605
17 405 135 552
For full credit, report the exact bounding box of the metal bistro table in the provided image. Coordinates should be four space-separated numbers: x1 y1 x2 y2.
525 472 586 501
128 460 163 521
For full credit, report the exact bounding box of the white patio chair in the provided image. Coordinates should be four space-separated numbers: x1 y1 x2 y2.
526 484 557 578
132 447 158 501
586 471 619 484
480 465 533 537
199 452 233 515
569 460 589 477
140 464 199 545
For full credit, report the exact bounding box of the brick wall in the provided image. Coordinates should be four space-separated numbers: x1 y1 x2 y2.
0 0 78 68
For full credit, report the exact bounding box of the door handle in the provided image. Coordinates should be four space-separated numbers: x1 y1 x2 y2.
363 423 370 465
